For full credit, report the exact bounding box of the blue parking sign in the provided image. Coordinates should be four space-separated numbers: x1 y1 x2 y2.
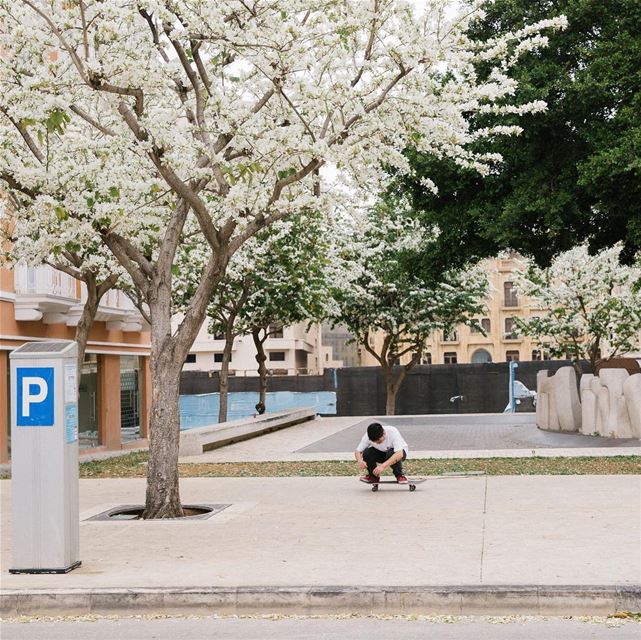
16 367 54 427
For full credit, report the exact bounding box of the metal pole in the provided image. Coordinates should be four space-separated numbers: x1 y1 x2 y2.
509 360 519 413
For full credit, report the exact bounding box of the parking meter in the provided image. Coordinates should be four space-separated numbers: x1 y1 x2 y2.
9 341 81 574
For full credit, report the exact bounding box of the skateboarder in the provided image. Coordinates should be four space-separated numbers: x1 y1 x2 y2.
355 422 408 484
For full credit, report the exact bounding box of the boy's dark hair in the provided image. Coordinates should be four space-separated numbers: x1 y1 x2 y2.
367 422 384 441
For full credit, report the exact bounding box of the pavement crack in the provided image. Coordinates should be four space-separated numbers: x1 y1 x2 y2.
479 476 488 583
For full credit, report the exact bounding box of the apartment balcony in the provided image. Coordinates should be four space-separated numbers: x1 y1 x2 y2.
13 264 147 331
502 332 522 342
13 263 78 321
264 337 315 353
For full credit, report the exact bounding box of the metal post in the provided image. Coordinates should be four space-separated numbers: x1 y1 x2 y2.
508 360 519 413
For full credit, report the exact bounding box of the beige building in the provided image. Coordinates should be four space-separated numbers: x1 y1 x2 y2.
179 319 342 375
359 254 549 367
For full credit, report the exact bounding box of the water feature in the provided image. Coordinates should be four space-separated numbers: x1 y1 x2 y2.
179 390 336 429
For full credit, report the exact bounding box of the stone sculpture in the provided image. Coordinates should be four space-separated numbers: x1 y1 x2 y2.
541 366 641 439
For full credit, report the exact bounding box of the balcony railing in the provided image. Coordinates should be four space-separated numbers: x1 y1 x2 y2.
14 263 77 299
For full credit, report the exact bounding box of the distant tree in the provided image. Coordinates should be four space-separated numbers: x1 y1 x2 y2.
514 244 641 377
176 211 336 422
232 213 335 412
332 203 488 415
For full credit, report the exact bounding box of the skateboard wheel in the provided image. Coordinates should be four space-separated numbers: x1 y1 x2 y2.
409 484 416 491
372 485 379 492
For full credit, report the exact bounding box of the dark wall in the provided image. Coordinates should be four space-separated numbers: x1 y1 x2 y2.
180 369 336 395
336 361 590 416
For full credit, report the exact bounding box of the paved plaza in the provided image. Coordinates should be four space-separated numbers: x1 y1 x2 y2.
1 474 640 615
298 415 641 453
2 414 640 617
178 414 641 463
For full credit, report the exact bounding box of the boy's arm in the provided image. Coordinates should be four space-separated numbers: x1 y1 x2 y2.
374 450 404 474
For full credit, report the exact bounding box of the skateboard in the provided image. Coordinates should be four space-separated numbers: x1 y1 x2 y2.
359 477 426 492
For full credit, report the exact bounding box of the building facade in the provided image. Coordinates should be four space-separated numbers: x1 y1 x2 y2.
351 255 550 367
0 262 151 462
178 318 341 375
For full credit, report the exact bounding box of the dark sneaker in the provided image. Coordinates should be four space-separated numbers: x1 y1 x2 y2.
361 474 379 483
396 475 408 484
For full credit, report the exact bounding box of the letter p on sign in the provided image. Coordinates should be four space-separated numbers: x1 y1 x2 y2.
16 367 55 426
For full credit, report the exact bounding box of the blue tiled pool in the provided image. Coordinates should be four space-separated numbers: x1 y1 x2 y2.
179 391 337 429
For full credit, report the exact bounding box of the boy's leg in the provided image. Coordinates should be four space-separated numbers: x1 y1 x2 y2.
385 449 407 476
362 447 387 475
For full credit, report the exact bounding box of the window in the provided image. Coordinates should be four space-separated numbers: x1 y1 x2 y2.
506 350 520 362
444 352 458 364
268 324 284 338
185 353 197 363
471 348 492 364
269 351 286 361
214 353 230 363
504 317 518 339
213 332 225 340
443 329 458 342
471 318 491 334
421 353 432 365
503 281 519 307
531 349 542 361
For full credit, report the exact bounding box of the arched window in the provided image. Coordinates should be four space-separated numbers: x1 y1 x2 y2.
471 348 492 364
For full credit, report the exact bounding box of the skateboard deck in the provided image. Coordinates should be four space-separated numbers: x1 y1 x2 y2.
359 477 426 492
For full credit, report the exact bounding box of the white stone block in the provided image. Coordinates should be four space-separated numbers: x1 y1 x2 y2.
552 367 581 432
622 374 641 439
580 374 597 435
599 369 631 438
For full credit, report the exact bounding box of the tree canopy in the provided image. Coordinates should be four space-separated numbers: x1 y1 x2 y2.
391 0 641 273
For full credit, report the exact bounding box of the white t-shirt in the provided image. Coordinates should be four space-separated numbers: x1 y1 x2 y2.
357 425 408 454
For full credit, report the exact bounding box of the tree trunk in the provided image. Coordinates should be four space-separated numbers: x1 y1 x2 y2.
383 360 414 416
252 328 268 411
383 365 404 416
143 347 184 519
218 329 235 423
142 262 227 518
74 276 100 390
143 288 186 519
73 273 119 392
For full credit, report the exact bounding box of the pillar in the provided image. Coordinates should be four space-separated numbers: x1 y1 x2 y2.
98 354 121 450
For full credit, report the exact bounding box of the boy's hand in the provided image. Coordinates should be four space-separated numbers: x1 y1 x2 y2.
358 460 367 470
373 465 385 477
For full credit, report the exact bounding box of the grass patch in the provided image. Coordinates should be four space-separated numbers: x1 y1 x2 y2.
74 452 641 479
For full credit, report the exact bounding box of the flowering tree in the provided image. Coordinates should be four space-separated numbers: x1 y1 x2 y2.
203 211 335 419
332 203 488 414
514 244 641 376
0 0 565 517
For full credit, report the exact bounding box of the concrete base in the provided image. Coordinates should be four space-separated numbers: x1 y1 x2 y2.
1 584 639 617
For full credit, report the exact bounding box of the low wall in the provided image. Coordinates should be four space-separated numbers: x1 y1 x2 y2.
179 407 317 456
336 361 590 416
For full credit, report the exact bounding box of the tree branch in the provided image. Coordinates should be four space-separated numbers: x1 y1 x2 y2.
2 108 44 164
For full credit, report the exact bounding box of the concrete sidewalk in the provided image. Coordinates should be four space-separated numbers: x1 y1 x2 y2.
1 475 640 615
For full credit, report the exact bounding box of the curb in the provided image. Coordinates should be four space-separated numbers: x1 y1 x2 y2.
2 585 639 617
